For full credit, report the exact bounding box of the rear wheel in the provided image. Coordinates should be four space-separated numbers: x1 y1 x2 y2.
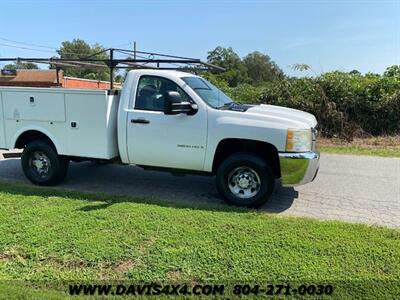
216 152 274 208
21 140 69 186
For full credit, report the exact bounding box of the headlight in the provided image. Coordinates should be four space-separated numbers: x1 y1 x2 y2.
286 129 312 152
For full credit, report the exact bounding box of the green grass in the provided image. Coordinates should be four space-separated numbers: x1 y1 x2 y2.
319 145 400 157
0 282 67 300
0 181 399 298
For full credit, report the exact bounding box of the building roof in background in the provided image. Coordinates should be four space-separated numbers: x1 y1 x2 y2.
0 69 120 89
0 69 62 83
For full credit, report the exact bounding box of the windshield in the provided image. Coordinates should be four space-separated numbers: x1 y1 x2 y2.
182 76 234 108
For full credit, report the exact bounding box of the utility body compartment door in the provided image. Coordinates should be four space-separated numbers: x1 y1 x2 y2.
3 91 65 122
126 76 207 171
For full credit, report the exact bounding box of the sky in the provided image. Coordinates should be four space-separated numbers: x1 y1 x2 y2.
0 0 399 76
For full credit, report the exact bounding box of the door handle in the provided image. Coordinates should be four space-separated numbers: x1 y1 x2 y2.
131 118 150 124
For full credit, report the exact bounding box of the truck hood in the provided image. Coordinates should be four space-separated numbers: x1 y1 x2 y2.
244 104 318 128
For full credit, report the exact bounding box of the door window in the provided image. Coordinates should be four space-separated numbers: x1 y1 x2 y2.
135 76 191 111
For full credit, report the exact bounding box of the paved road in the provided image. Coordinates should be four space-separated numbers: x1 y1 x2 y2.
0 150 399 228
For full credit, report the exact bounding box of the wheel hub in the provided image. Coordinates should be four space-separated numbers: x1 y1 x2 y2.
30 151 51 178
228 166 261 199
32 160 44 170
238 177 250 189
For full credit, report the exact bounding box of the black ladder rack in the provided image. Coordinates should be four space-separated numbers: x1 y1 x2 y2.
0 48 225 89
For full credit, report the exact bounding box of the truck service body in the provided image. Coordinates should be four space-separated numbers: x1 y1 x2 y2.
0 69 319 207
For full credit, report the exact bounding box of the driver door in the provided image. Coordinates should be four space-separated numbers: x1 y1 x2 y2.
126 75 207 171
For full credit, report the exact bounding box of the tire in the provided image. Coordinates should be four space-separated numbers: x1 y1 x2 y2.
21 140 69 186
216 152 274 208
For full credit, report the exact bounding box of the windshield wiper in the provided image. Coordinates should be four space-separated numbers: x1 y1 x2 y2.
218 101 240 109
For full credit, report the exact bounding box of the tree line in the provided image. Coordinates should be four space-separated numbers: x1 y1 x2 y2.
3 39 285 85
3 39 399 138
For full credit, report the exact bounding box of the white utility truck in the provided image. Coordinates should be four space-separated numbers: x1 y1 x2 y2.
0 69 319 207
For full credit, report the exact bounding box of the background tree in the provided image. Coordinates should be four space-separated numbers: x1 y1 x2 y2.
349 69 361 75
55 39 110 81
115 74 124 83
383 65 400 78
243 51 284 83
207 46 249 87
4 61 39 70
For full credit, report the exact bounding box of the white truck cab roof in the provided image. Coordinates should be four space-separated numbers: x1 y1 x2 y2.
126 69 198 79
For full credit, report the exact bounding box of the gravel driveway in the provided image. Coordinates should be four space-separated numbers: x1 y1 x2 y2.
0 151 399 228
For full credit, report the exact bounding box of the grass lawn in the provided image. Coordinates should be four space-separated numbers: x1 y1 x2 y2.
318 136 400 157
0 181 399 298
319 146 400 157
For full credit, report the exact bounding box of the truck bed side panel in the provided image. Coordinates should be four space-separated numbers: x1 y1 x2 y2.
5 121 67 153
0 92 5 148
0 87 119 160
65 92 119 159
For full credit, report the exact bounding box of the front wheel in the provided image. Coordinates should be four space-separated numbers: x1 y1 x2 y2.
216 153 274 208
21 140 69 186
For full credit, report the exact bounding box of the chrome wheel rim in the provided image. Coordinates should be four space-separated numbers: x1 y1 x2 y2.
29 151 51 178
227 166 261 199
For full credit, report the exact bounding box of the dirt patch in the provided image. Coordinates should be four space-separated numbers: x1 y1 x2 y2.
0 253 10 262
318 136 400 150
0 247 29 263
112 260 136 274
166 270 181 282
62 260 93 268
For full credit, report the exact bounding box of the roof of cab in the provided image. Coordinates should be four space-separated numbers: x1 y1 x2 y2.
127 69 197 78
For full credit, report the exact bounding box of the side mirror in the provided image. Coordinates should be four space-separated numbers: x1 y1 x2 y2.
164 91 198 115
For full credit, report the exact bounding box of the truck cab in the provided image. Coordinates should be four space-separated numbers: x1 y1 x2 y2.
0 69 319 207
117 70 319 206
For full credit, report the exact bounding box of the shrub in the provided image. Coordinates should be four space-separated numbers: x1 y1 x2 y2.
210 66 400 139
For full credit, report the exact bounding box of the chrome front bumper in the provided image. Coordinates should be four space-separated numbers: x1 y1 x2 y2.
278 151 320 186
